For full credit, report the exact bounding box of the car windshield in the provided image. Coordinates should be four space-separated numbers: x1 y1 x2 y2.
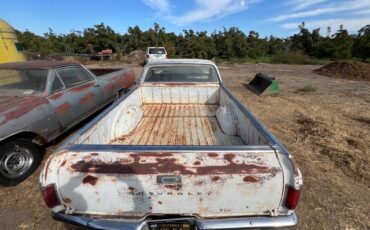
0 69 49 94
149 48 166 54
144 65 219 83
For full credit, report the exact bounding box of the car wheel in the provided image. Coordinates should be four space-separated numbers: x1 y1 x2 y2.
114 89 126 101
0 139 41 186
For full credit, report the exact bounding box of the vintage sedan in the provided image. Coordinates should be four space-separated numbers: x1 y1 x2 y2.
0 61 135 186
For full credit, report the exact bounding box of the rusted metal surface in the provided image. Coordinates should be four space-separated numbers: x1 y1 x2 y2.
55 150 283 218
0 63 135 143
112 104 243 145
69 152 280 175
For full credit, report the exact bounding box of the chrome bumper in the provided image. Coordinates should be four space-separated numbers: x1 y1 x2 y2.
52 212 297 229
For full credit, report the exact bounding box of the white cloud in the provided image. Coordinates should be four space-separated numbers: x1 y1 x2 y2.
285 0 329 11
271 0 370 22
142 0 171 14
280 18 370 34
171 0 254 25
143 0 260 25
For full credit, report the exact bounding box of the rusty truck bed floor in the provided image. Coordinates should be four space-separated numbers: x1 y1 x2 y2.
113 104 245 145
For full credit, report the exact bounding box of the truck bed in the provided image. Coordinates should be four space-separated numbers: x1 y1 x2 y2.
112 104 244 145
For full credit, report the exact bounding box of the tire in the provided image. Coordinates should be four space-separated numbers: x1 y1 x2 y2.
0 139 41 186
114 89 127 101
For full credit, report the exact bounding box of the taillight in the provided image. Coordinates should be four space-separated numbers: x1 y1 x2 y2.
284 186 301 209
41 184 60 208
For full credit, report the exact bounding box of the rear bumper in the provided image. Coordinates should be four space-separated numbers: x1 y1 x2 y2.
52 212 297 229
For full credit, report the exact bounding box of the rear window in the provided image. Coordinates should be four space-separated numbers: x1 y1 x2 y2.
149 48 166 55
144 65 219 83
56 66 93 88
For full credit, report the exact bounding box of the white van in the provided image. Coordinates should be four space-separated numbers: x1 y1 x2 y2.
145 47 167 63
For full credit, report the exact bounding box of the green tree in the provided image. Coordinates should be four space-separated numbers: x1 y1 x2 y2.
353 25 370 61
332 25 353 59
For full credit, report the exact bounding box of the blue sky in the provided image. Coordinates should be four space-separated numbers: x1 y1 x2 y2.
1 0 370 37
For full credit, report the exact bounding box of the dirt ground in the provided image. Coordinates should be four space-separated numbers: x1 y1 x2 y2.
0 63 369 229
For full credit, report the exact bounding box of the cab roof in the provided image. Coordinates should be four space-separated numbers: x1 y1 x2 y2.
145 59 215 66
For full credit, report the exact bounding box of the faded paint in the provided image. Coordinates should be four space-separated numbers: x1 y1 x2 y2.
49 92 64 100
0 96 48 126
79 93 95 105
103 82 115 95
0 65 135 144
69 82 95 93
55 102 71 114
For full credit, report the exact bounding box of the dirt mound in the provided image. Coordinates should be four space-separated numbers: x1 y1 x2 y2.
313 60 370 81
126 50 145 64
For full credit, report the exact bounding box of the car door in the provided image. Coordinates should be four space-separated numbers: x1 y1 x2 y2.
47 65 102 129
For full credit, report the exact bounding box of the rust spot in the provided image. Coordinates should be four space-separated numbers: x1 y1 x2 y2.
195 181 204 186
224 153 235 163
49 92 63 100
44 158 52 181
71 152 280 175
79 92 95 105
193 161 201 166
82 175 98 185
0 97 48 126
69 82 94 92
90 153 99 156
111 178 117 183
212 176 221 182
55 102 71 114
164 184 182 190
128 186 135 193
62 198 71 204
208 153 218 157
158 201 163 205
119 158 133 164
243 176 259 183
60 160 67 167
112 72 135 89
103 82 115 94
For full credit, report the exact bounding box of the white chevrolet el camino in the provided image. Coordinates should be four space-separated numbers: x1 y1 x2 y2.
40 59 303 230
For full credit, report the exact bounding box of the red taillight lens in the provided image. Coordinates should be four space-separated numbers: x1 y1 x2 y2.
41 184 60 208
284 186 301 209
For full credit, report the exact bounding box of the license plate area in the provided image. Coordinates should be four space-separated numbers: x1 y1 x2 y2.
148 221 194 230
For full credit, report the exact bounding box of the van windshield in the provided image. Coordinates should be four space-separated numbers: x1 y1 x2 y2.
149 48 166 54
144 65 219 83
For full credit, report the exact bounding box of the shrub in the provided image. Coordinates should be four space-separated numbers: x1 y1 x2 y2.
298 85 317 92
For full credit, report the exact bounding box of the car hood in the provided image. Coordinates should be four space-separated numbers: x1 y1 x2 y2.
0 95 49 126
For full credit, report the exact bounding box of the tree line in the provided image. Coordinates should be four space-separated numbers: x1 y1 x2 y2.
16 22 370 61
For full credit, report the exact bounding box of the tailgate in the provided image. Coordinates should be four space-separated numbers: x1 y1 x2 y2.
56 149 284 218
